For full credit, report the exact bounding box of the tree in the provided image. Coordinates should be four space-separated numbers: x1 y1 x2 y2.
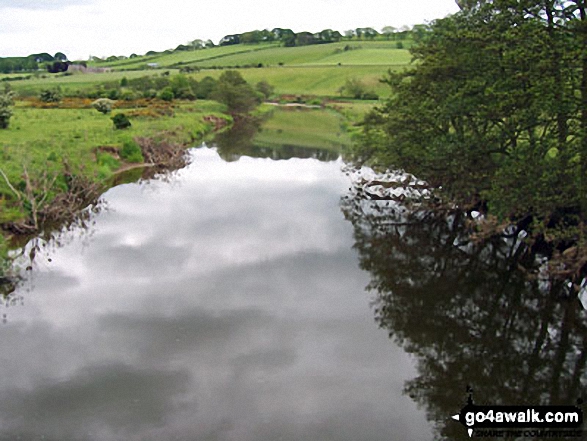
196 76 217 99
91 98 114 114
255 80 274 99
54 52 68 61
39 88 62 103
0 88 15 129
211 70 259 115
353 0 587 245
46 60 68 73
111 113 131 130
295 31 316 46
381 26 397 40
219 34 240 46
189 39 204 50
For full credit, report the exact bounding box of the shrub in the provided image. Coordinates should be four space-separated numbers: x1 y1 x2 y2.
39 88 61 103
211 70 259 114
255 81 274 100
91 98 114 114
361 92 379 100
119 139 144 163
158 87 174 102
119 89 138 101
0 90 15 129
111 113 131 130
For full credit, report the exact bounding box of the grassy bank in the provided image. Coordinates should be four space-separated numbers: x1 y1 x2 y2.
0 99 229 229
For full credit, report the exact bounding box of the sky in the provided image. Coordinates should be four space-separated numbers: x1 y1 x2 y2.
0 0 460 61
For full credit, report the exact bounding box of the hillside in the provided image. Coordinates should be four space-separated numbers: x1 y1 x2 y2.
89 41 412 70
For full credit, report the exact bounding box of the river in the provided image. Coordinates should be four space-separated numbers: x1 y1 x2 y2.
0 145 433 440
0 132 585 440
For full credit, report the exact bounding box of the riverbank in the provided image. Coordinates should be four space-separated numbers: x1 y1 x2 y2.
0 98 232 267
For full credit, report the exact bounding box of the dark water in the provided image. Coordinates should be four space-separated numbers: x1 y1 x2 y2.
1 140 586 440
0 147 431 441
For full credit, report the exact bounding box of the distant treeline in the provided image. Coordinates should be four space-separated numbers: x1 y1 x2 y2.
212 26 416 48
2 25 420 71
126 26 418 61
0 52 69 74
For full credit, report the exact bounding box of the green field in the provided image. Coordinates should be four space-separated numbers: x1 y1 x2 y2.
0 100 228 224
91 43 282 70
191 65 397 97
0 39 397 241
89 41 412 70
2 41 412 99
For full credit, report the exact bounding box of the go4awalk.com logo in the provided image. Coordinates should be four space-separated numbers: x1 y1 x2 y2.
451 390 584 438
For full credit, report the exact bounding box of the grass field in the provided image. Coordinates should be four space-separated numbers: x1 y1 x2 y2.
0 100 227 224
88 40 413 70
190 65 398 97
2 41 412 99
0 39 394 239
4 70 180 96
5 65 399 99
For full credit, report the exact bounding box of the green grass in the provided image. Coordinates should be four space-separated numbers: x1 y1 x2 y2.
0 100 227 223
255 107 350 150
91 43 281 69
187 65 397 98
3 41 412 99
89 40 414 70
9 70 179 96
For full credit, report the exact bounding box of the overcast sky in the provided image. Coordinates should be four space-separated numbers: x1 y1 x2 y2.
0 0 460 60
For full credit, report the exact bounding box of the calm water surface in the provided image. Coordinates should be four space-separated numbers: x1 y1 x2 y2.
0 147 432 440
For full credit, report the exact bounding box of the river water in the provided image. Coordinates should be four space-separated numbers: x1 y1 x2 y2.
1 139 586 440
0 146 433 440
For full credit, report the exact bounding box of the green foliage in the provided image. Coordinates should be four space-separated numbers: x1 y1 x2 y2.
0 89 15 129
339 77 378 100
111 113 131 130
39 88 62 103
119 139 144 163
91 98 114 114
353 0 587 238
169 74 196 100
195 76 217 99
211 70 260 114
255 80 274 99
158 87 174 101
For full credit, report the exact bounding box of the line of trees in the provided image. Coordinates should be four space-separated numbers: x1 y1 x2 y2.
217 26 416 48
353 0 587 255
0 52 68 74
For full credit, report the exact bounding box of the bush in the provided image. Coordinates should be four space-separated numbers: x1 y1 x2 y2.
361 92 379 100
111 113 131 130
255 81 274 100
119 89 138 101
0 90 15 129
196 76 217 99
119 139 143 163
91 98 114 114
39 88 61 103
211 70 260 114
158 87 174 101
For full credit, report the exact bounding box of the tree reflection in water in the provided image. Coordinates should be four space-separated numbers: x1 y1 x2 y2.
340 173 587 440
212 117 339 162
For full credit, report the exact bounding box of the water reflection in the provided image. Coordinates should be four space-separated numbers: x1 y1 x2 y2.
0 148 430 440
213 117 339 162
341 183 587 440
